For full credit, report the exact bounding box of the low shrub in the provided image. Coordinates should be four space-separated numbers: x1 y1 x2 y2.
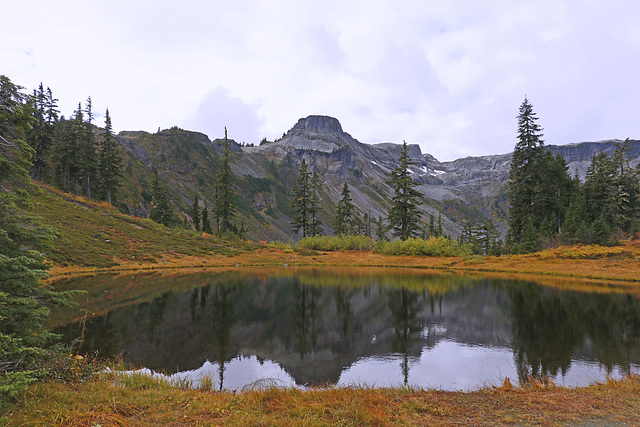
297 235 374 251
374 237 472 257
536 244 632 260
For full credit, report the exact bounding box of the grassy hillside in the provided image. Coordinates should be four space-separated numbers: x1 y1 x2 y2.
30 183 256 268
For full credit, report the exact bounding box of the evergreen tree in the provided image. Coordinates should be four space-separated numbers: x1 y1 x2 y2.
537 151 572 235
150 170 173 226
214 128 236 233
308 172 323 237
507 97 572 250
375 216 388 241
97 109 122 205
80 97 97 198
54 105 83 193
334 182 355 235
291 159 323 238
191 193 201 231
291 159 312 237
387 141 421 240
27 83 58 182
201 200 213 234
0 75 74 402
428 214 435 237
508 96 545 243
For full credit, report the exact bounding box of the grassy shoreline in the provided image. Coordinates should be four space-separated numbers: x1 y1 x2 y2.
4 370 640 426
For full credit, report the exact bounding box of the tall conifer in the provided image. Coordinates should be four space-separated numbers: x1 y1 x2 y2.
387 141 421 240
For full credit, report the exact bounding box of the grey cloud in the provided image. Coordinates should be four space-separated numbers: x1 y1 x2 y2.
184 87 263 144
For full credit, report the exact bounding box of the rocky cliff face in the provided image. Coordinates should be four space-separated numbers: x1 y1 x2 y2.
115 115 640 241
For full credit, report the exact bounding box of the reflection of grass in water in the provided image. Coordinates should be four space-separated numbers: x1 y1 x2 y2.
48 264 640 328
48 268 477 326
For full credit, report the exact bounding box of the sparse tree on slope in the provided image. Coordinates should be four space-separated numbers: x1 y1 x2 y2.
150 169 174 227
291 159 323 237
214 128 236 234
192 193 201 231
97 109 122 205
334 182 355 235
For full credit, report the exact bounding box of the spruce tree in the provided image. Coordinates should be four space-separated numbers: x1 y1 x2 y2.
214 128 236 234
97 109 122 205
387 141 421 240
334 182 355 235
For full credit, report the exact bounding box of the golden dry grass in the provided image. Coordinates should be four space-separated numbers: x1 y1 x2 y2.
48 239 640 290
3 372 640 426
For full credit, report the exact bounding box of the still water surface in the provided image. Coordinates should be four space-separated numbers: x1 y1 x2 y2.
56 269 640 391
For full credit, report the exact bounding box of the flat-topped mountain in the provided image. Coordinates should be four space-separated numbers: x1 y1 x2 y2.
114 115 640 240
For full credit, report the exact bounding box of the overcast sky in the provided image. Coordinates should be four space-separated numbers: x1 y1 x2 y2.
3 1 640 161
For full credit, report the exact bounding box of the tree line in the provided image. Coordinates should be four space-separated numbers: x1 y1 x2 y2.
23 82 124 205
507 97 640 252
289 97 640 254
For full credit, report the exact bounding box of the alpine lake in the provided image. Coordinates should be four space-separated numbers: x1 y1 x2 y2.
51 268 640 391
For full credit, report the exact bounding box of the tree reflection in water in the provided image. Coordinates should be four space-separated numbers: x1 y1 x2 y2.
290 280 320 360
54 270 640 390
387 287 424 385
509 282 640 385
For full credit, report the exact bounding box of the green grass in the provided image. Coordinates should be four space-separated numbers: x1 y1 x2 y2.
30 184 255 268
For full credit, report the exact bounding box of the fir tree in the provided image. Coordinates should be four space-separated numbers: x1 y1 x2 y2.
291 159 323 237
375 216 387 241
80 96 97 198
0 75 75 402
97 109 122 205
334 182 355 235
291 159 312 237
507 96 572 250
214 128 236 233
387 141 421 240
308 172 323 237
192 194 201 231
27 83 58 182
508 96 545 243
201 200 213 234
150 170 173 226
428 214 435 237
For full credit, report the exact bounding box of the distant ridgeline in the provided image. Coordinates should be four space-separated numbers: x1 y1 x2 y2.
108 115 638 241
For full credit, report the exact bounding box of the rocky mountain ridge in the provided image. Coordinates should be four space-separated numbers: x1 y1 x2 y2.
115 115 640 241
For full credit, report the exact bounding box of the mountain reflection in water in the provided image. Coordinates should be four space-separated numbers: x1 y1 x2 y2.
56 270 640 391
